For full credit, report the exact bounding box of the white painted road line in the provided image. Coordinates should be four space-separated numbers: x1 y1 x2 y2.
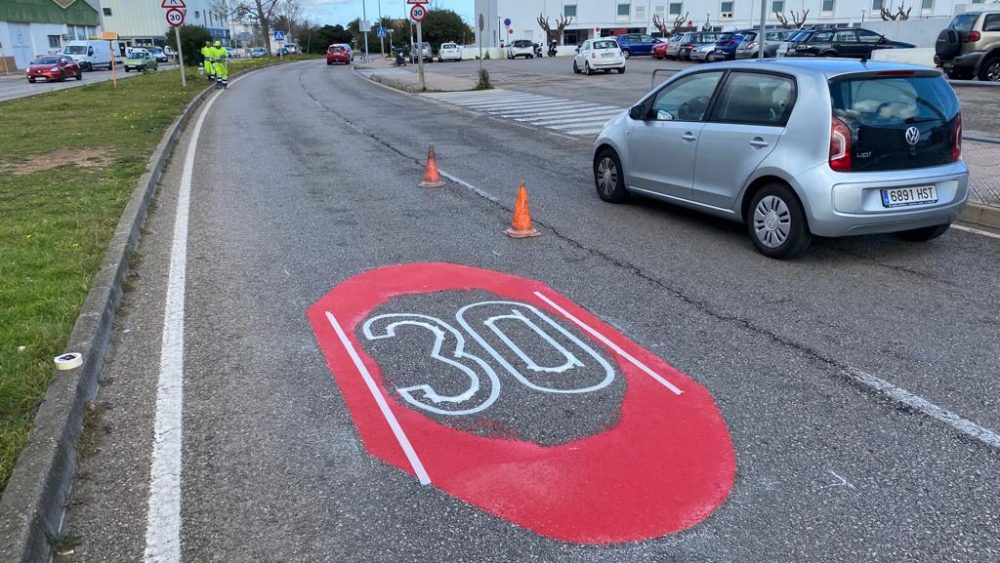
953 224 1000 240
846 369 1000 449
325 311 432 485
504 106 616 119
533 291 684 396
143 89 223 563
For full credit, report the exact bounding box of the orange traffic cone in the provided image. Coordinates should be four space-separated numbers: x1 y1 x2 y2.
419 144 445 187
505 181 541 238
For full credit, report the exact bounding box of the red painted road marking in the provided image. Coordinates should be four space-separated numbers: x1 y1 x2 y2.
307 263 735 544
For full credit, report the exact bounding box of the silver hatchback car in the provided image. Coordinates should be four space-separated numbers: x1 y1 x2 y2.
592 59 968 258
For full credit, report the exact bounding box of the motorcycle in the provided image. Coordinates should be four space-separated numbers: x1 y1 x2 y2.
548 40 558 57
393 47 407 66
533 43 542 58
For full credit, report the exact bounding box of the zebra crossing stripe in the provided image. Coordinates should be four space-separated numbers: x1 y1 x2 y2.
505 107 619 120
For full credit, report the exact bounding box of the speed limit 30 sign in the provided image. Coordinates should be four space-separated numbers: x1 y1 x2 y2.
308 263 735 543
165 8 184 27
409 4 426 23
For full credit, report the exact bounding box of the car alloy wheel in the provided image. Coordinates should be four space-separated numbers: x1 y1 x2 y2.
983 58 1000 82
753 196 791 248
622 49 631 59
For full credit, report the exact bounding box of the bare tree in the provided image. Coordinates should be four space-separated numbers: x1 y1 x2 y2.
537 13 573 44
775 9 810 29
228 0 282 54
279 0 303 44
880 5 912 20
652 13 689 36
652 14 669 36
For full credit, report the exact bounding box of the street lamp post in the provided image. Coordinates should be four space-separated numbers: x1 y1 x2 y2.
362 0 369 61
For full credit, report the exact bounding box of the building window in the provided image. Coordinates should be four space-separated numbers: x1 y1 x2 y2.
971 0 984 4
772 0 784 12
48 35 61 48
618 3 631 17
564 5 577 18
721 1 734 14
871 0 883 8
195 11 200 19
669 2 683 15
920 0 933 11
102 7 111 16
655 5 665 16
822 0 835 12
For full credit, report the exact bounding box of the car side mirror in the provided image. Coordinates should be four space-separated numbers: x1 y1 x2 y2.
629 104 647 121
575 47 580 53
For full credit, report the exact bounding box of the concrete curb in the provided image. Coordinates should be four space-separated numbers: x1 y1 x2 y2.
961 202 1000 230
965 131 1000 145
0 80 218 563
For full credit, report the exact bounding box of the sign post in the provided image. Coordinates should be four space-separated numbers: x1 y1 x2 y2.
162 0 187 87
478 13 484 74
409 1 427 91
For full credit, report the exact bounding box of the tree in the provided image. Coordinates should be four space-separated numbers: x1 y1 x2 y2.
537 13 572 44
165 25 212 66
775 9 810 29
420 9 473 50
880 5 912 20
653 12 690 36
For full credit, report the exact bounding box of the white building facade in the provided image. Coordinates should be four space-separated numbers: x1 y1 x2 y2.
474 0 993 47
98 0 231 47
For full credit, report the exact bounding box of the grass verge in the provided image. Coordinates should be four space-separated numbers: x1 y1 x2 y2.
0 55 315 493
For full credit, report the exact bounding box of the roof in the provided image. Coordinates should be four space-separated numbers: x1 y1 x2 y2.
0 0 99 27
694 58 941 80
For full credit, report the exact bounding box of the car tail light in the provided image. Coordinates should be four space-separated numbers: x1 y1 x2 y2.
829 116 852 172
745 41 758 50
951 114 962 162
969 31 981 42
592 52 597 59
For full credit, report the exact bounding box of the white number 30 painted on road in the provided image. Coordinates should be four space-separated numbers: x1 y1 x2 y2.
362 301 616 416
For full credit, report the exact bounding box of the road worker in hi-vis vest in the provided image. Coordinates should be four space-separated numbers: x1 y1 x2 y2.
201 40 214 82
213 41 229 88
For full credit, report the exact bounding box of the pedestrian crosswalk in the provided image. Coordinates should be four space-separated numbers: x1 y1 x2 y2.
423 89 626 137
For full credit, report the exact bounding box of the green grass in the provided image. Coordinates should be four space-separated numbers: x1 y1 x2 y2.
0 57 314 492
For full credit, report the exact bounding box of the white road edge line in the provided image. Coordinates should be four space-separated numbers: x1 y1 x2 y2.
325 312 432 485
438 169 502 203
533 291 684 396
846 369 1000 449
953 224 1000 240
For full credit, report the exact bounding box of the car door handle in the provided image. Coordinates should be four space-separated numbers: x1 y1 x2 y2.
750 137 769 148
681 132 697 142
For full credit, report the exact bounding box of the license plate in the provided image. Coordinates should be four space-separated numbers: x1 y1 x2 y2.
35 77 47 81
881 185 937 208
602 52 614 57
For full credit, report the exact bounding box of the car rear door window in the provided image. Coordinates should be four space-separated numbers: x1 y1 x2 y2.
949 13 979 32
829 75 960 171
649 71 725 122
812 31 834 43
984 14 1000 32
711 72 796 126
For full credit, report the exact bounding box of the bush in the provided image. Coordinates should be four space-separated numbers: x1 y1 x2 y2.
476 69 492 90
164 25 213 67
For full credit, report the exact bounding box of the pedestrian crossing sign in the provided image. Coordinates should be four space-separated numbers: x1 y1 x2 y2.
377 27 387 38
273 31 285 41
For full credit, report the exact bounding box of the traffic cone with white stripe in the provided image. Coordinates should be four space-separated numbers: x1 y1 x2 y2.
505 181 541 238
419 145 445 187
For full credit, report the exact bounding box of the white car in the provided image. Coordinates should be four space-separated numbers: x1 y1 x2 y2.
507 39 536 59
573 39 626 75
438 42 462 62
690 43 717 62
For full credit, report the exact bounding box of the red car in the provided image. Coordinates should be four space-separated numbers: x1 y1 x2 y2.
26 56 82 83
326 44 351 65
651 41 669 59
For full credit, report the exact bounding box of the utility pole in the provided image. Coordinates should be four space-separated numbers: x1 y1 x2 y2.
362 0 369 61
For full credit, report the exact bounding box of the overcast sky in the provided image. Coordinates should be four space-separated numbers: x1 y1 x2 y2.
299 0 476 27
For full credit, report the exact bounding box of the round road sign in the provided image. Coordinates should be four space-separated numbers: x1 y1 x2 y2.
409 4 426 23
165 8 185 27
504 17 512 26
308 262 736 543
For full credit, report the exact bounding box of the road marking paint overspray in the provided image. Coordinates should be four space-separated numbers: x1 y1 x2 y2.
306 263 735 543
847 369 1000 449
143 75 247 563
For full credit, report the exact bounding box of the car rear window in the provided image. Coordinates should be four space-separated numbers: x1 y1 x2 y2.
593 40 618 49
949 13 980 32
830 75 960 172
787 31 812 42
514 40 532 47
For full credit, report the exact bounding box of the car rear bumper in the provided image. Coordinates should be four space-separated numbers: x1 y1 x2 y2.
797 161 969 236
588 57 626 68
939 51 984 72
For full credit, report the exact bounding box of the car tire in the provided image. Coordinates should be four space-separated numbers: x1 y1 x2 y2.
585 62 594 75
124 67 130 72
622 49 631 59
979 56 1000 82
604 68 611 73
747 183 812 259
75 71 82 80
896 224 950 242
573 60 581 74
617 67 625 74
28 78 35 83
594 149 628 203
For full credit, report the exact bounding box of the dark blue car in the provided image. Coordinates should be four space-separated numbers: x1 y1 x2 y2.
614 33 662 58
713 30 753 60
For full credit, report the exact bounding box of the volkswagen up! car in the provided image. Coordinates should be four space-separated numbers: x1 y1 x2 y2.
592 60 967 258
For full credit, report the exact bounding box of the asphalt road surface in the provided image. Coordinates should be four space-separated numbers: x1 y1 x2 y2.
59 60 999 562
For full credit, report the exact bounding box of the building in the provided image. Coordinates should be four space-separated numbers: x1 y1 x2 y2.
1 0 102 70
474 0 993 47
98 0 230 48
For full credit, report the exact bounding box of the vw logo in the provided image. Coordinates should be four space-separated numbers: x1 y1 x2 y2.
905 126 921 146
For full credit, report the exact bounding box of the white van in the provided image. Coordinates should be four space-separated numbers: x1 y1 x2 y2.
285 43 298 54
62 39 124 71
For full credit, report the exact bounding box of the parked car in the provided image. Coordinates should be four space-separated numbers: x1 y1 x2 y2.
250 48 267 58
690 43 718 62
573 38 626 75
275 47 290 56
124 49 157 72
592 60 966 258
411 42 433 63
226 48 239 58
735 30 788 59
507 39 536 59
285 43 298 54
147 46 169 63
614 33 662 58
934 9 1000 81
653 35 683 59
26 56 81 82
713 31 751 61
777 27 914 59
438 42 462 62
675 32 720 60
327 44 351 65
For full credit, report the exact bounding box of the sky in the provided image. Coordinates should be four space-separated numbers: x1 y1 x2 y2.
298 0 476 28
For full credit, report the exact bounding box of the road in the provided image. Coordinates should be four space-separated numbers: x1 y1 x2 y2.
0 63 175 103
58 60 999 562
